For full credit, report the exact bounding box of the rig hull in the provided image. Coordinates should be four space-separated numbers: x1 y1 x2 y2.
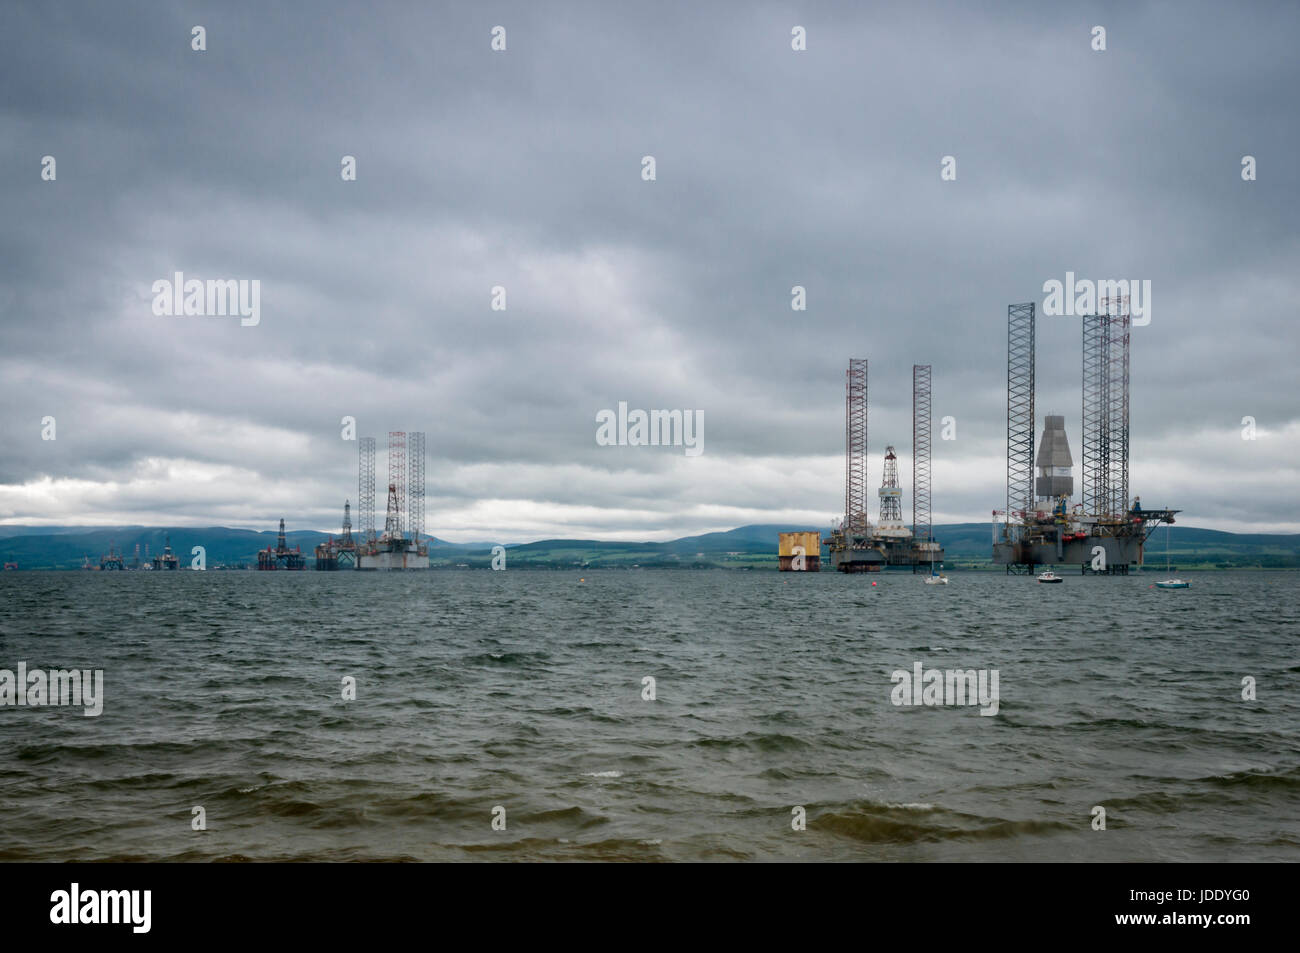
829 531 943 573
832 555 883 573
830 539 885 572
992 512 1178 574
357 541 428 571
993 535 1143 573
358 552 429 571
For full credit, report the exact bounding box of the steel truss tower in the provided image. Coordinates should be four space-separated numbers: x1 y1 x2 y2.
879 447 902 522
1082 297 1131 520
1105 298 1131 520
408 431 425 547
358 437 376 542
1081 313 1107 517
1007 303 1036 521
912 364 932 542
386 431 406 540
1006 303 1036 574
382 483 400 539
844 359 869 532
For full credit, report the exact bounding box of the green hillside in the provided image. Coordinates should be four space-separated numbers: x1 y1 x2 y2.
0 523 1296 571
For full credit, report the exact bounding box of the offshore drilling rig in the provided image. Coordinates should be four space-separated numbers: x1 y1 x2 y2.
257 519 306 570
828 361 945 572
99 541 126 571
313 501 359 570
355 431 429 570
992 297 1178 573
152 534 179 570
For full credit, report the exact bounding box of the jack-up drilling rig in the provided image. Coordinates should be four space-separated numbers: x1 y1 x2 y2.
992 297 1178 573
827 360 945 572
356 431 429 570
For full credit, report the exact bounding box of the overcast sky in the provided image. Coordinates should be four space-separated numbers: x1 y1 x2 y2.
1 1 1296 541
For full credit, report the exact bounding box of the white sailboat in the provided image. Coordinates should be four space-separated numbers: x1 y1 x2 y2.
1155 522 1190 589
923 542 947 584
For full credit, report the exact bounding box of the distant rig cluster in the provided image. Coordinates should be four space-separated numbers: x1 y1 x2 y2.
306 431 429 571
68 299 1180 577
77 432 433 572
83 537 180 571
780 296 1182 577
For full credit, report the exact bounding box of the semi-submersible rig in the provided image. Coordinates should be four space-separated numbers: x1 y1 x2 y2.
992 298 1178 574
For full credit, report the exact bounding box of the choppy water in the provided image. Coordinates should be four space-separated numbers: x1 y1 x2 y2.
1 569 1297 862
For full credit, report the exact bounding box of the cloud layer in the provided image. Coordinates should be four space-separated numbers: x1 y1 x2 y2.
2 1 1297 539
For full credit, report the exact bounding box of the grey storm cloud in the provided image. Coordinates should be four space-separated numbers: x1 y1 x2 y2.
1 0 1297 539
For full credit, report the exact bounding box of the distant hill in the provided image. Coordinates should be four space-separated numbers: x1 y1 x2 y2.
0 523 1296 570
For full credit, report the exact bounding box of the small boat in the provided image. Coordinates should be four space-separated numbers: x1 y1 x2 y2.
1036 569 1063 584
1154 522 1190 590
924 573 948 585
